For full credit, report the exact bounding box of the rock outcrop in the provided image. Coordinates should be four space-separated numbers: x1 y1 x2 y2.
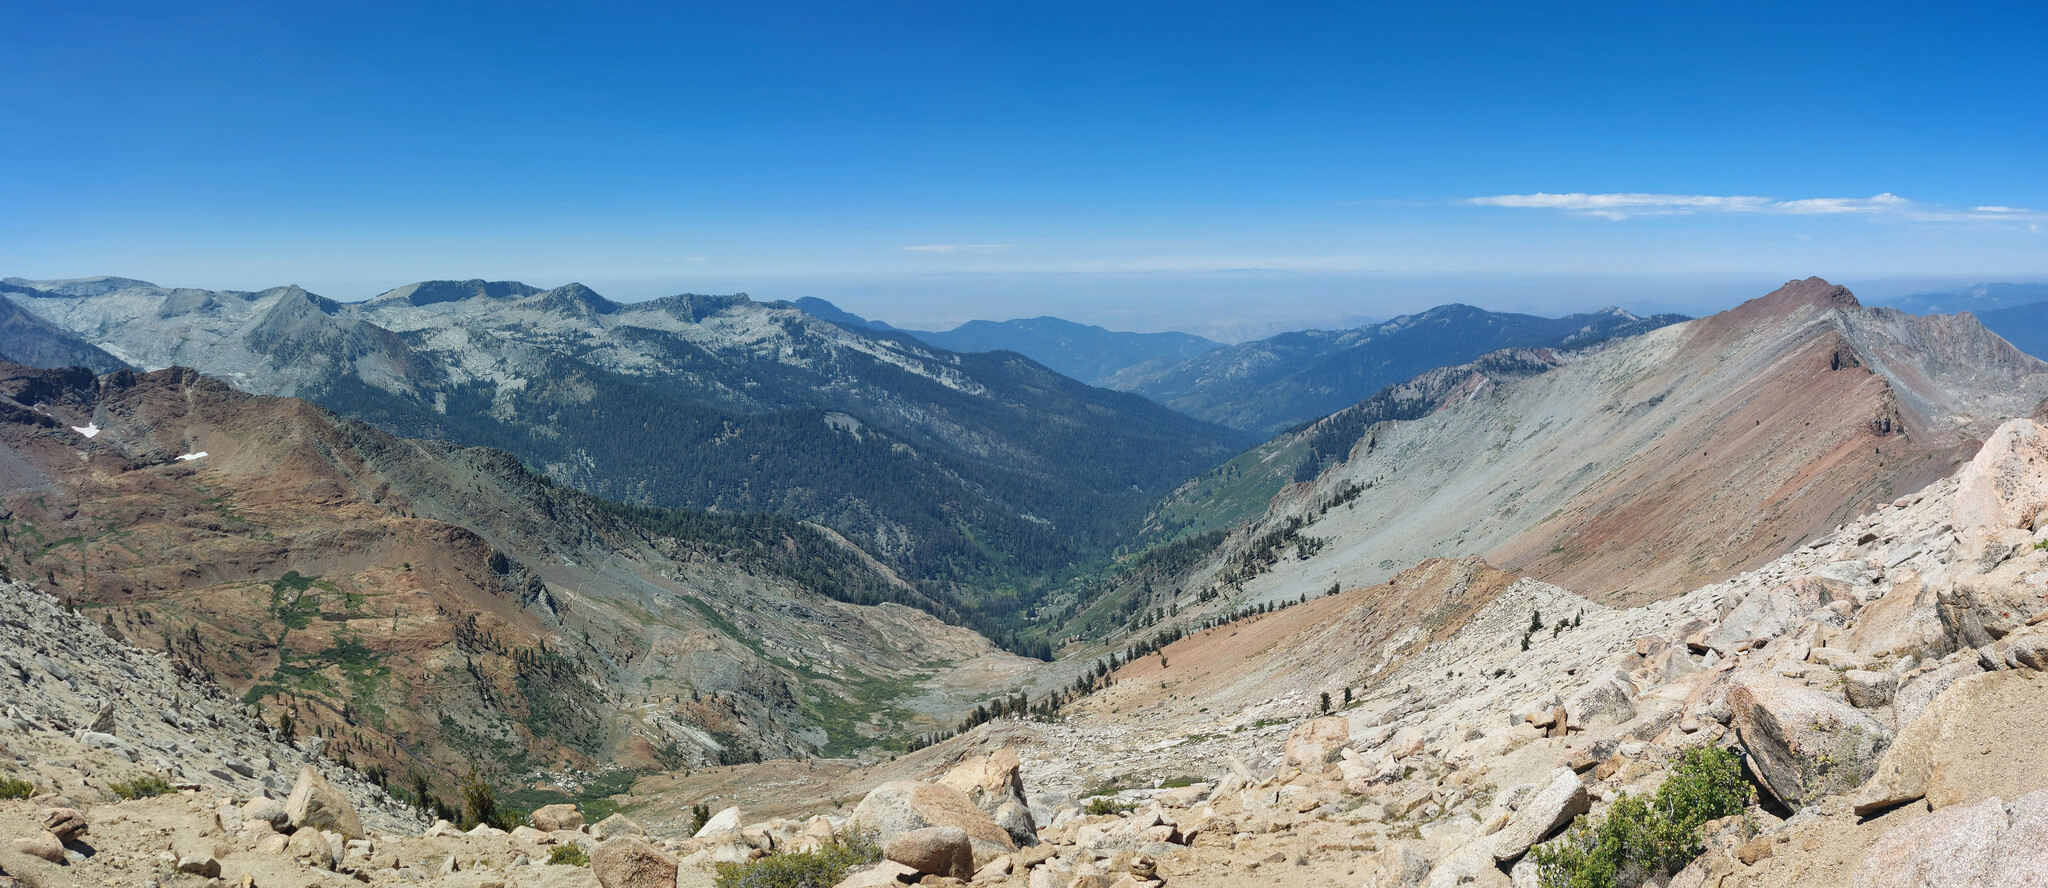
1727 674 1892 809
284 766 365 840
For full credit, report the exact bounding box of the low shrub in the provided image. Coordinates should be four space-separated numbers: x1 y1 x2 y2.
1084 796 1136 816
546 844 590 867
712 834 881 888
1527 745 1751 888
0 776 34 799
109 775 176 800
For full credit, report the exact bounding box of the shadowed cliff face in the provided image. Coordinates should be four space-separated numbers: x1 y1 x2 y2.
0 363 1022 786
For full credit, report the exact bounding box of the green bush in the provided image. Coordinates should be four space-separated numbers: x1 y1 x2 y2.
459 770 497 830
109 774 176 800
712 835 881 888
546 844 590 867
1084 796 1136 816
0 777 34 799
1527 745 1751 888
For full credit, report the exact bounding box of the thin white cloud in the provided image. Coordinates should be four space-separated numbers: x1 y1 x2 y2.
901 244 1015 254
1465 191 2036 222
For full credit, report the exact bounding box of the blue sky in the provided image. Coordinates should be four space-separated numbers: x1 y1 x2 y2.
4 1 2043 334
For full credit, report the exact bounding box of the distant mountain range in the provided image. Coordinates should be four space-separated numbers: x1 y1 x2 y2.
793 298 1692 433
0 277 1249 641
0 281 129 373
1101 304 1690 434
792 298 1223 385
1872 282 2048 315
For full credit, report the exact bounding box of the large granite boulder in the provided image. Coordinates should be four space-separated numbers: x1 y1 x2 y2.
1852 790 2048 887
591 836 678 888
284 767 364 840
1284 716 1353 768
1727 674 1891 810
850 780 1016 866
1488 768 1590 862
882 826 972 880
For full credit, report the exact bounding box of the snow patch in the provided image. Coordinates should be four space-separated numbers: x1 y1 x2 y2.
71 423 99 438
175 452 207 461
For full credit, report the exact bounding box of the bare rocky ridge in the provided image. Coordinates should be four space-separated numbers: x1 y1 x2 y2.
1205 278 2048 607
1105 303 1686 434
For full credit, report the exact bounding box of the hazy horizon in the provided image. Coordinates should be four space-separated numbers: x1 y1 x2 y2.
10 269 2038 342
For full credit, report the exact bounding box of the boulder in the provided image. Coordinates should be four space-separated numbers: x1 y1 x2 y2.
1895 660 1982 728
285 825 336 869
1844 669 1898 709
1488 768 1590 862
591 836 678 888
11 832 64 863
937 749 1037 845
1951 419 2048 571
1391 726 1427 757
531 803 584 832
40 807 87 841
1371 841 1433 888
512 825 554 844
1284 716 1353 768
993 801 1037 847
1727 674 1891 809
882 826 973 879
1851 790 2048 887
849 780 1016 866
2005 635 2048 671
1426 844 1513 888
1855 671 2048 815
833 860 919 888
591 813 646 841
242 796 289 829
284 766 364 840
693 806 742 838
1563 672 1636 730
1700 589 1802 654
176 855 223 878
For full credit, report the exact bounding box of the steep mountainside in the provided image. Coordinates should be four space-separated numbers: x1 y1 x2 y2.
1963 300 2048 362
0 362 1031 792
1188 278 2048 607
902 316 1222 386
1 277 1248 607
1143 348 1573 543
1105 304 1687 433
0 283 129 373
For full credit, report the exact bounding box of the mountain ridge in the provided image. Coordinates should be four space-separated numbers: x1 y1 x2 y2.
0 277 1250 642
1104 302 1690 433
